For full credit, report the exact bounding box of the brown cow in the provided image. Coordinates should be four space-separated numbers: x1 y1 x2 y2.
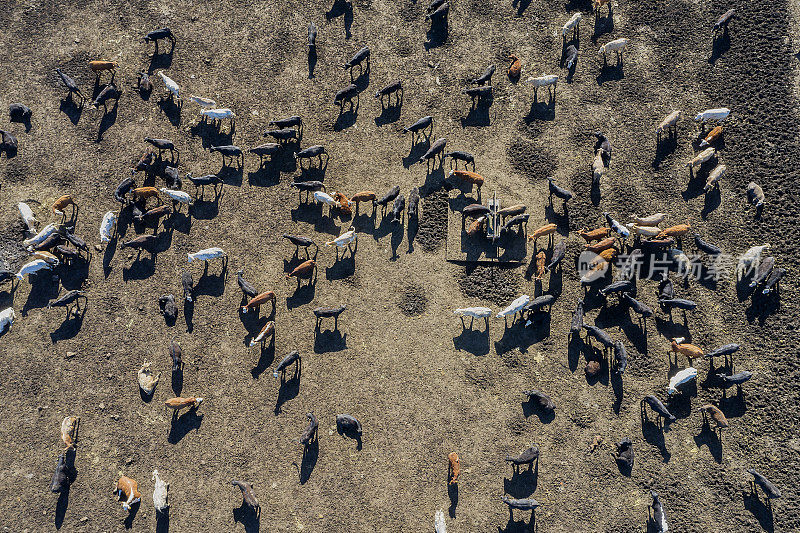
241 291 276 313
448 452 460 484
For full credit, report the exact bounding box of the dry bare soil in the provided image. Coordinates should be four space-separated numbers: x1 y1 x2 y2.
1 0 799 531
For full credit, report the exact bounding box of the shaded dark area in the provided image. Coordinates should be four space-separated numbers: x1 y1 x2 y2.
167 409 204 444
274 373 300 414
337 423 362 450
249 337 275 379
123 501 140 529
314 326 347 353
448 482 458 518
503 460 538 498
232 502 260 533
424 17 449 50
742 491 775 533
325 0 353 39
155 510 170 533
453 325 490 356
298 440 318 484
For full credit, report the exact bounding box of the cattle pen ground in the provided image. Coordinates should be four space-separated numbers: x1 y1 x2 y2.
1 0 800 531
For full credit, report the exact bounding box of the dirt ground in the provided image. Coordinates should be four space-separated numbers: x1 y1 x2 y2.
1 0 799 531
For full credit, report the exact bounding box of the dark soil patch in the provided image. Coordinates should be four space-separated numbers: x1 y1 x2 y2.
398 284 427 316
0 220 29 270
508 138 557 183
416 187 448 252
458 265 521 305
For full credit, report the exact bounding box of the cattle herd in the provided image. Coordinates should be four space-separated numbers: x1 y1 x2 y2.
0 1 789 531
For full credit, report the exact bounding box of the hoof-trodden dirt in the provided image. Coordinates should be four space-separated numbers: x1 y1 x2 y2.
0 0 799 531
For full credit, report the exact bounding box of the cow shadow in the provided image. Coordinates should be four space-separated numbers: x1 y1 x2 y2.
337 423 362 450
745 290 781 325
424 18 448 50
298 440 318 484
49 305 87 343
247 162 281 187
308 47 318 78
250 336 275 379
274 374 300 414
709 32 731 65
291 203 341 236
640 415 671 462
54 487 70 529
375 102 402 127
512 0 532 16
155 510 170 533
103 239 118 279
22 273 59 316
693 422 723 463
389 221 404 260
314 326 347 353
325 0 354 39
521 398 555 424
59 98 83 125
448 482 458 517
700 188 722 219
171 367 183 395
503 461 538 498
402 139 430 169
652 135 678 169
596 62 624 84
592 12 614 41
524 95 555 122
333 106 359 131
460 97 493 128
189 120 234 150
326 252 356 280
147 48 174 74
167 409 203 444
497 513 535 533
184 299 194 333
190 191 223 221
194 262 227 298
96 102 119 142
123 500 140 529
216 164 243 187
58 256 90 289
742 491 774 533
567 335 583 372
286 277 316 309
495 315 550 355
157 96 181 127
232 503 260 533
453 326 490 356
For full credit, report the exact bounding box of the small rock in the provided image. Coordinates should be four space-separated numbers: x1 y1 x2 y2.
65 351 76 359
99 403 105 410
74 39 80 44
110 414 119 421
127 253 133 260
107 373 113 380
94 244 102 251
125 456 134 465
191 15 198 21
80 516 89 523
